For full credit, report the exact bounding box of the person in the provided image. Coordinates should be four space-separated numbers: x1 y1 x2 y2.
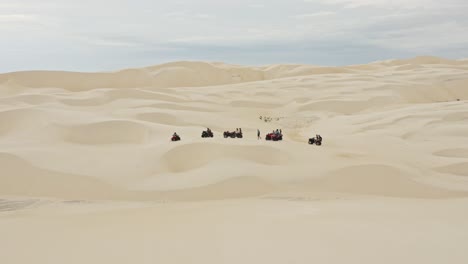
173 132 178 137
280 129 282 135
239 128 242 134
257 129 261 139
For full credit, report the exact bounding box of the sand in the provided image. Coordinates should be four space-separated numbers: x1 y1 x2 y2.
1 56 468 263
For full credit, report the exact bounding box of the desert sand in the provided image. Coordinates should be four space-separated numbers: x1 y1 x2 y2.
1 56 468 263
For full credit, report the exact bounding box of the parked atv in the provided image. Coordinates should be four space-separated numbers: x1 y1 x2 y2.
171 134 181 141
223 131 236 138
201 130 214 138
224 129 243 138
308 135 322 145
265 132 282 141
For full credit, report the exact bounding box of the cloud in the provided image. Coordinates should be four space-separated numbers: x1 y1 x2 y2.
248 4 265 8
163 11 214 20
194 14 215 19
305 0 468 9
0 14 36 22
294 11 335 19
163 11 189 18
77 37 143 47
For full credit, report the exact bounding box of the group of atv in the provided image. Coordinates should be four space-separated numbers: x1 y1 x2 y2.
173 128 215 141
171 128 323 146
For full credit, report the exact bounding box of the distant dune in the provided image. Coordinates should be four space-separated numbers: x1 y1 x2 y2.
1 56 468 264
2 56 466 91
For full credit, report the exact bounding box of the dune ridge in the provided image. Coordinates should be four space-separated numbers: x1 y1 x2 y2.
3 56 467 92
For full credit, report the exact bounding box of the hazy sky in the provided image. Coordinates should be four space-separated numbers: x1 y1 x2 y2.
1 0 468 72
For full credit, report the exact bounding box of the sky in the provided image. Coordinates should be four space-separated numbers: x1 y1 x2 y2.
1 0 468 72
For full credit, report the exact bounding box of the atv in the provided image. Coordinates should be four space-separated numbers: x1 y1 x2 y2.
265 132 282 141
308 135 322 145
171 135 181 141
201 130 214 138
223 131 236 138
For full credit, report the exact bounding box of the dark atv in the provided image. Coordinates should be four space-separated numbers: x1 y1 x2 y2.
266 132 282 141
224 131 236 138
224 130 243 138
171 134 181 141
201 130 214 138
308 135 322 145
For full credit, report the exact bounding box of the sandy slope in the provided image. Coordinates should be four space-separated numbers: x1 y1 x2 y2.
1 56 468 263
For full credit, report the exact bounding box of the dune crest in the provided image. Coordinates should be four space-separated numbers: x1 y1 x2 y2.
2 56 466 92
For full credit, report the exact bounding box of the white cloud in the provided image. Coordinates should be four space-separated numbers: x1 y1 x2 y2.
304 0 467 9
163 11 188 18
163 11 214 20
194 14 215 19
248 4 265 8
294 11 335 19
0 14 36 22
75 36 143 47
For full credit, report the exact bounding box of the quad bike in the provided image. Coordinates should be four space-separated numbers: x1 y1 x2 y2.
265 133 283 141
308 135 322 145
201 130 214 138
224 131 236 138
171 135 181 141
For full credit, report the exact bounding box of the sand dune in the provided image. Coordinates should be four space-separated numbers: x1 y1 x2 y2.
307 164 467 198
136 112 184 126
60 120 151 145
0 61 266 91
1 56 468 264
162 143 289 173
376 55 468 66
0 108 50 137
436 162 468 177
434 148 468 158
0 152 122 199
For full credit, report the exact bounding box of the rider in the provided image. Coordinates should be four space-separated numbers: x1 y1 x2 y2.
315 134 321 142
